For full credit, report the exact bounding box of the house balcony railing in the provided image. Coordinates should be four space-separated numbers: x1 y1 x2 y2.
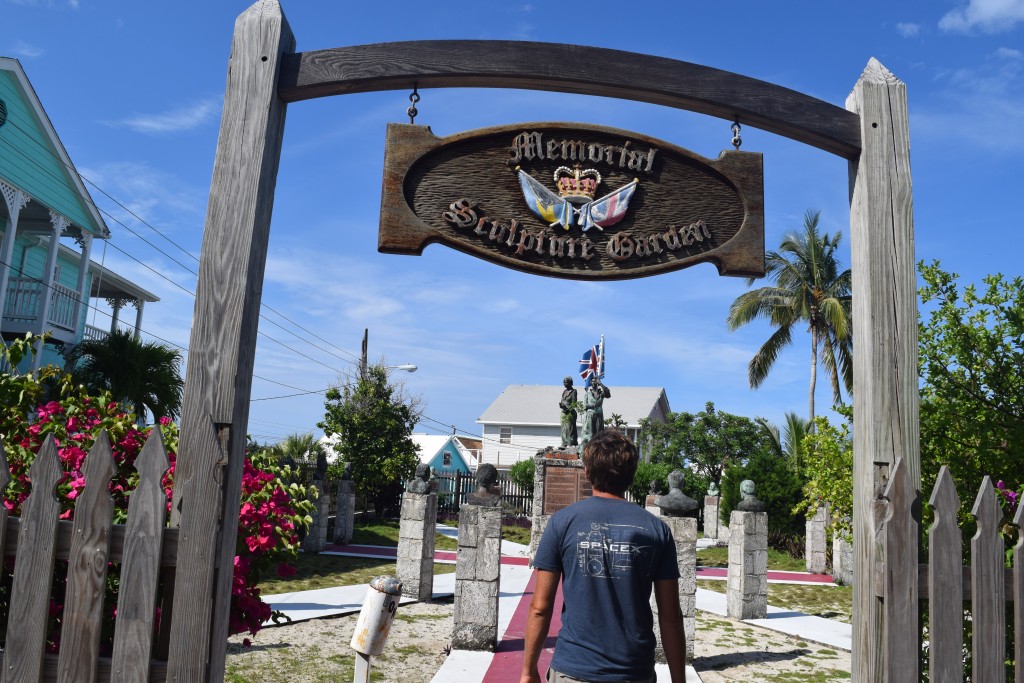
82 324 107 342
2 276 80 343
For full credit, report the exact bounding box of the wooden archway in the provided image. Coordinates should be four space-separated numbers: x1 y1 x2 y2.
167 2 918 681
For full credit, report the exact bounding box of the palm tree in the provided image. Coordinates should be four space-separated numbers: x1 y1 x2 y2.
727 210 852 424
271 432 325 465
63 329 184 423
757 412 810 470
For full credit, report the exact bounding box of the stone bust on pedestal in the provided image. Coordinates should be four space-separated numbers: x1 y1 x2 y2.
736 479 767 512
406 463 432 494
467 463 501 507
655 470 698 517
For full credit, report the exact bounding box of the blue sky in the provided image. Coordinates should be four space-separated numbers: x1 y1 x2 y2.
4 0 1023 445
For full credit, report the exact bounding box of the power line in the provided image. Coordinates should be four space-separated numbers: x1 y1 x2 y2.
0 122 365 366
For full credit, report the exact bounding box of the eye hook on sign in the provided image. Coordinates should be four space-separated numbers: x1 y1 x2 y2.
408 86 421 124
731 118 742 150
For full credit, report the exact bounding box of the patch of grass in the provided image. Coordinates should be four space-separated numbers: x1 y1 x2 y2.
696 579 852 623
351 519 458 551
697 545 806 571
502 525 531 545
260 553 455 595
760 670 850 682
226 643 389 682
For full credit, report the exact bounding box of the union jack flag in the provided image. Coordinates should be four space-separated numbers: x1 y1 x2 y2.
579 339 605 387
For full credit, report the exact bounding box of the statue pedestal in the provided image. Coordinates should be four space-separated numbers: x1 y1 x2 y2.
452 505 502 650
727 511 768 620
652 516 696 661
397 491 437 601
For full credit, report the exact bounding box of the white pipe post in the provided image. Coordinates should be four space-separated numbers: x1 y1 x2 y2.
351 575 403 683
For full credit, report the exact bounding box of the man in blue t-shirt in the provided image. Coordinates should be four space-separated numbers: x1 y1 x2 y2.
519 429 687 683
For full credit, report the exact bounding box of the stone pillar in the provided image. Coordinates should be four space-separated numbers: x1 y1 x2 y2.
334 478 355 544
832 534 854 585
397 490 438 601
653 516 696 661
726 510 768 620
645 493 661 516
717 520 731 547
806 504 829 574
529 454 590 561
703 495 720 540
452 504 502 650
304 481 330 553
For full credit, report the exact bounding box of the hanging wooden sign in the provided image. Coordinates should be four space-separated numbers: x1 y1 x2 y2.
379 122 764 280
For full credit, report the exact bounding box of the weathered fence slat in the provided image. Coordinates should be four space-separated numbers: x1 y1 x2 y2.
971 476 1005 683
57 431 116 683
111 430 170 683
3 435 64 683
880 457 918 682
927 466 962 682
0 436 9 586
1014 497 1023 683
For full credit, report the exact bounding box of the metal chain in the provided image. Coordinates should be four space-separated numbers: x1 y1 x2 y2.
731 119 742 150
407 87 420 124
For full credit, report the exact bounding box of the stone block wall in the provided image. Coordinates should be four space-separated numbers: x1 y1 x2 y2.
397 491 438 601
703 495 720 540
805 504 829 574
832 535 854 585
726 510 768 620
304 481 330 553
529 456 588 562
452 505 502 650
653 516 696 661
334 479 355 545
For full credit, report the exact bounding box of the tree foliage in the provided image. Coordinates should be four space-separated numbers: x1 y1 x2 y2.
720 449 805 537
795 415 853 541
62 329 184 423
270 432 325 466
727 210 852 424
640 402 777 488
508 458 536 495
318 364 421 516
919 261 1024 520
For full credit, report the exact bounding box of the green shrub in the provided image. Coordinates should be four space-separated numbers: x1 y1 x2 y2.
508 458 536 494
721 449 805 537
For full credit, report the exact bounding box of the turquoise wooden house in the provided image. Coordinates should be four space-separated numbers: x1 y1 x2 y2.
411 434 481 475
0 58 157 371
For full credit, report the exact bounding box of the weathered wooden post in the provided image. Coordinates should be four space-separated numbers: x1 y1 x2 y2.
166 1 293 679
846 58 919 682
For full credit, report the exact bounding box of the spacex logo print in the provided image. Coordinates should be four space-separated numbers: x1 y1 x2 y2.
575 522 651 578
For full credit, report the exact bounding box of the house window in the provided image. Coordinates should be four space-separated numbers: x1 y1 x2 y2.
443 450 452 467
499 426 512 444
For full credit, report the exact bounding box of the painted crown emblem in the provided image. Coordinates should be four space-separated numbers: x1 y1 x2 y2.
554 164 602 202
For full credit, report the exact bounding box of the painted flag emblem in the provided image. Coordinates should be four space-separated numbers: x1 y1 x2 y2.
579 180 639 232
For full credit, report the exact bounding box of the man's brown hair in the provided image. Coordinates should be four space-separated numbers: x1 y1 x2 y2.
582 429 638 496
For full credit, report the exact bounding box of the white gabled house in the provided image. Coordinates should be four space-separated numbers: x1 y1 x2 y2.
476 384 671 469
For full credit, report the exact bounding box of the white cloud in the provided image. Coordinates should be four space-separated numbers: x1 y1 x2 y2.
105 98 220 134
996 46 1024 59
897 22 921 37
10 40 44 58
939 0 1024 33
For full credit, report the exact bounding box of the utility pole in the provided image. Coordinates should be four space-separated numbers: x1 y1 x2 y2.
360 328 368 379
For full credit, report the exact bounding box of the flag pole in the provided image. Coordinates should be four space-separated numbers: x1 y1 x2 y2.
599 334 605 380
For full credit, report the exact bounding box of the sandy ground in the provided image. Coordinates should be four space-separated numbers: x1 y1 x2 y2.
225 599 851 683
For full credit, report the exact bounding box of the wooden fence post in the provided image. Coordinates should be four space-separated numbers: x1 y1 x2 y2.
971 477 1005 682
846 58 919 683
926 467 962 683
166 1 294 680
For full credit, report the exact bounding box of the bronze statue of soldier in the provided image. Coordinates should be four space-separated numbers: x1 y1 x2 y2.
559 376 579 447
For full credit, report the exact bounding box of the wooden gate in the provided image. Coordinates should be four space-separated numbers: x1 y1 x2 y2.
876 458 1023 681
0 433 173 681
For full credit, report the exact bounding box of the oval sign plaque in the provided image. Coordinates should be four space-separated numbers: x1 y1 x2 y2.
379 122 763 280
